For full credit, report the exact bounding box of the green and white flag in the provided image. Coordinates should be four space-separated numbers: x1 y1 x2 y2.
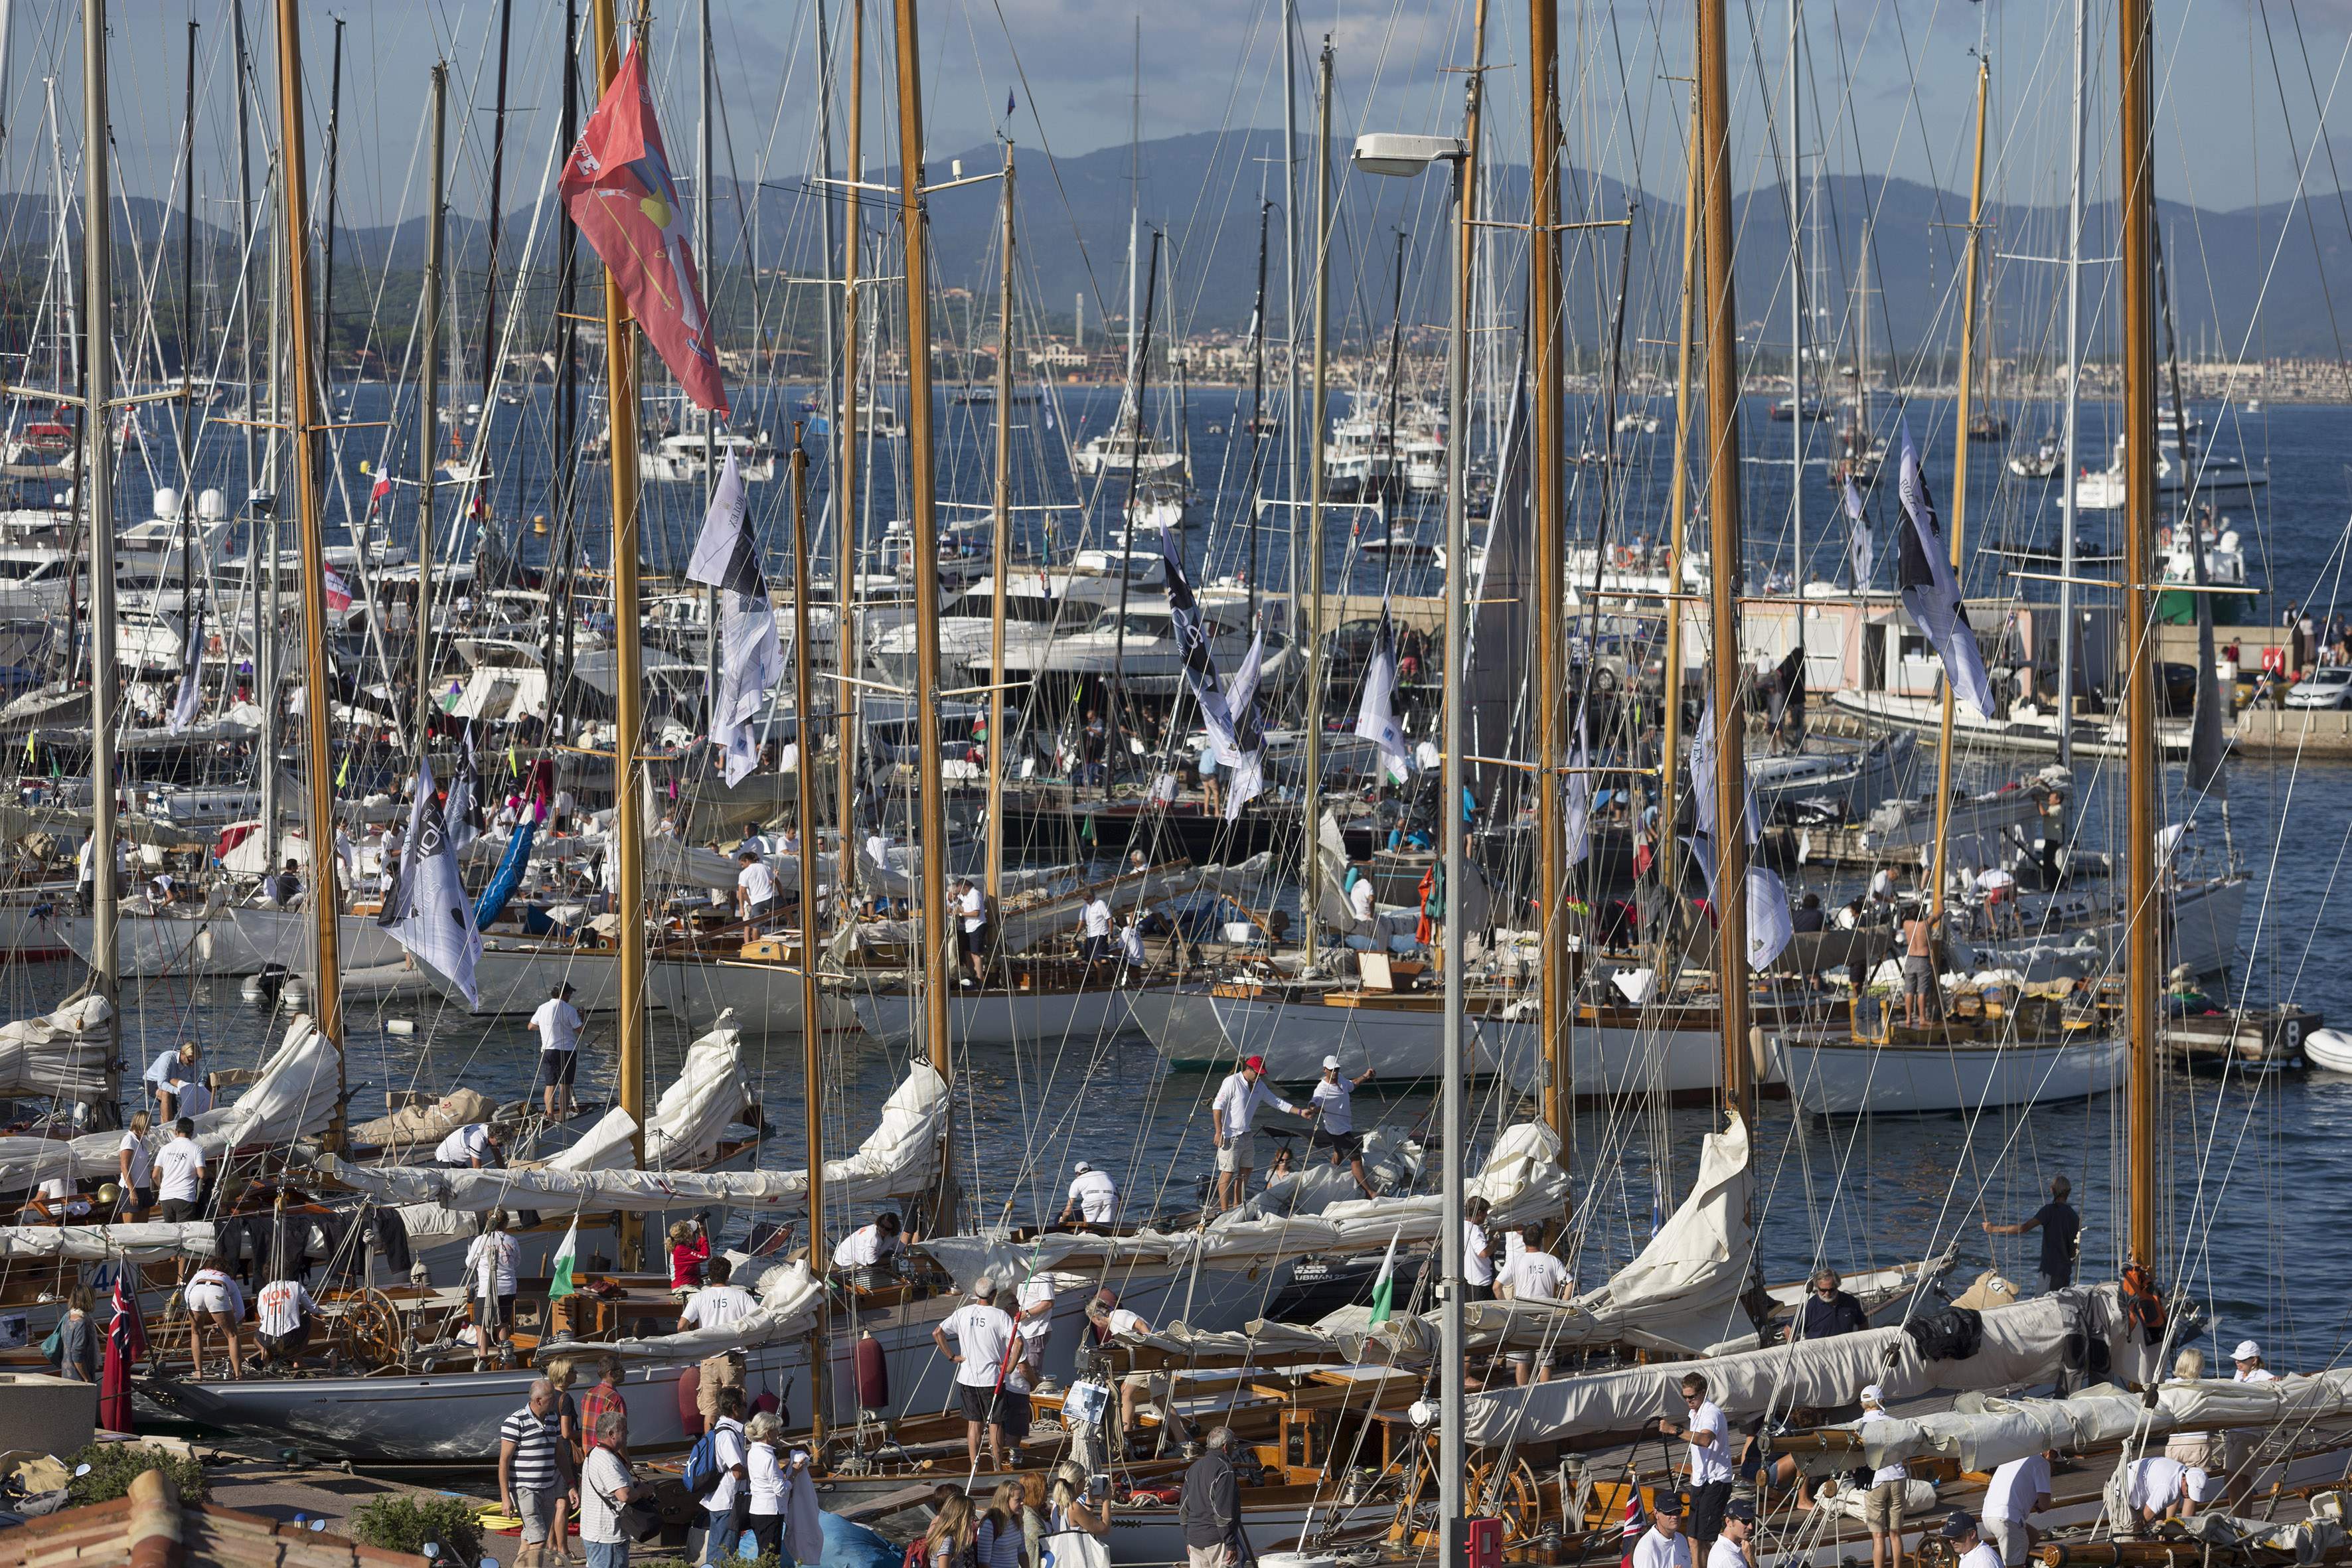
1367 1226 1403 1326
550 1216 582 1299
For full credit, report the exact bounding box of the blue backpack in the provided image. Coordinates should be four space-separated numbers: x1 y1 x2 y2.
682 1421 733 1502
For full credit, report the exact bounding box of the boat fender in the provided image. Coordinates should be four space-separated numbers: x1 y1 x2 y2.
854 1328 890 1413
677 1363 706 1437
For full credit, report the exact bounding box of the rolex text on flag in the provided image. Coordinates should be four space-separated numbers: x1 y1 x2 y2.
685 453 784 785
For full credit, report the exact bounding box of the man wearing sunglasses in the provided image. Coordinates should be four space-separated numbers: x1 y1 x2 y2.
1657 1372 1734 1547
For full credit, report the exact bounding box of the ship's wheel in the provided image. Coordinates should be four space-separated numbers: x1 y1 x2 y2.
335 1289 406 1370
1466 1454 1543 1543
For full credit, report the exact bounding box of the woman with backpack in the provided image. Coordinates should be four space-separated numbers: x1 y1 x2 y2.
977 1482 1026 1568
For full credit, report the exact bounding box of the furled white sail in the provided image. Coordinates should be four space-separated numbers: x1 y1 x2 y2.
0 1221 217 1261
644 1026 755 1170
0 995 114 1101
589 1257 829 1361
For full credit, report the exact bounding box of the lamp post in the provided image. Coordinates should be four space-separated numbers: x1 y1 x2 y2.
1352 129 1469 1561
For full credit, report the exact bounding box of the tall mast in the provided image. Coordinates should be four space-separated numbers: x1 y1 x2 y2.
1697 0 1750 1115
1243 196 1269 629
1655 90 1700 982
179 20 196 492
83 0 119 1053
833 0 864 915
1529 0 1567 1134
234 0 272 857
698 0 718 724
985 149 1015 913
1926 59 1990 927
789 434 827 1443
1107 229 1160 789
1786 0 1802 588
1299 38 1331 970
2119 0 2159 1273
1281 0 1302 674
892 0 957 1230
477 0 514 414
546 0 580 715
2055 0 2087 771
319 19 341 383
274 0 346 1123
588 0 649 1230
416 64 446 744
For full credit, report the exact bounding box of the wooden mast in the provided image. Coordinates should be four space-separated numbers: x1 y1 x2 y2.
2119 0 2159 1271
1696 0 1750 1115
588 0 650 1249
82 0 119 1060
1655 91 1701 983
274 0 346 1115
1529 0 1568 1137
892 0 958 1231
416 64 445 742
985 148 1015 917
834 0 864 915
1300 39 1332 971
1927 59 1990 929
790 434 827 1444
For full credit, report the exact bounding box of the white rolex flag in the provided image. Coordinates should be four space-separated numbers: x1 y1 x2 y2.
1894 422 1996 719
685 454 785 785
383 757 482 1006
1352 602 1412 780
167 589 204 735
1222 629 1269 821
1842 474 1874 589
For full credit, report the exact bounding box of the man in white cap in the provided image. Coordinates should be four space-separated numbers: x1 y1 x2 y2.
2119 1456 2207 1534
2226 1340 2279 1504
1309 1057 1378 1199
1857 1385 1907 1568
932 1276 1018 1471
1061 1161 1118 1227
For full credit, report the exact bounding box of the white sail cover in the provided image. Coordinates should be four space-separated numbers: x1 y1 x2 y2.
644 1026 755 1170
1545 1111 1752 1352
0 1220 217 1262
315 1061 947 1215
1461 1284 2132 1445
593 1257 829 1362
0 995 114 1099
923 1120 1573 1290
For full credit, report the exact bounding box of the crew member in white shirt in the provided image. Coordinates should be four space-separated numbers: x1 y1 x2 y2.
1061 1161 1117 1227
1630 1492 1692 1568
932 1277 1018 1472
153 1116 208 1257
184 1254 246 1379
2227 1340 2280 1504
529 982 586 1119
1462 1196 1496 1302
1079 893 1114 963
433 1122 505 1169
1982 1450 2055 1567
831 1212 905 1285
1943 1512 2005 1568
143 1041 201 1121
956 878 988 986
170 1070 214 1119
1857 1385 1908 1568
677 1257 760 1332
1015 1274 1055 1383
1206 1056 1306 1215
1658 1371 1735 1545
736 850 780 927
1707 1499 1757 1568
2121 1456 2208 1531
116 1110 155 1220
1308 1056 1379 1198
256 1275 321 1369
1499 1224 1570 1384
1347 872 1377 931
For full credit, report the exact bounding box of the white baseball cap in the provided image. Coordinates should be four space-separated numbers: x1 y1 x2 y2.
1074 1161 1092 1174
2234 1340 2262 1361
1860 1384 1885 1405
2183 1468 2212 1502
1322 1056 1342 1069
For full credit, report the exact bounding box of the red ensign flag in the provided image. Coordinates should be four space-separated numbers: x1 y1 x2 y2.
560 42 728 416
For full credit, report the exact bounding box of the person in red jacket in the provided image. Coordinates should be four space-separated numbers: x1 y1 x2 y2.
669 1215 711 1293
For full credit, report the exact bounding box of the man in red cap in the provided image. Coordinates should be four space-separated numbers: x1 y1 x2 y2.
1208 1056 1309 1214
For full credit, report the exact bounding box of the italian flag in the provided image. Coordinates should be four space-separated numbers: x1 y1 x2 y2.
550 1217 581 1298
1367 1227 1403 1326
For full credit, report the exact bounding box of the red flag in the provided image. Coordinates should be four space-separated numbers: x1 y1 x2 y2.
1618 1487 1648 1568
559 43 728 416
100 1271 145 1433
323 564 354 613
368 472 393 512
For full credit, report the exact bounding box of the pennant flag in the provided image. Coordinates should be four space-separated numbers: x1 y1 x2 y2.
1157 521 1247 762
559 43 729 414
1352 603 1413 780
1038 382 1056 431
1223 628 1269 821
100 1269 144 1433
1686 691 1759 846
1366 1227 1403 1326
1842 473 1874 588
380 756 483 1006
684 455 783 784
322 563 353 613
1006 89 1016 119
446 727 481 856
1894 422 1996 718
1745 864 1795 970
167 588 206 736
335 751 351 788
550 1215 582 1299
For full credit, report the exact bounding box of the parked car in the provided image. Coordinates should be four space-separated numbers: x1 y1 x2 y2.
2286 666 2352 709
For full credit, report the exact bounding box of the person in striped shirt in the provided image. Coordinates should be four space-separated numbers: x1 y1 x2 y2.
500 1379 578 1568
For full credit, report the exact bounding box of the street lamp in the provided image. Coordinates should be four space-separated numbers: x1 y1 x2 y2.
1352 127 1471 1567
